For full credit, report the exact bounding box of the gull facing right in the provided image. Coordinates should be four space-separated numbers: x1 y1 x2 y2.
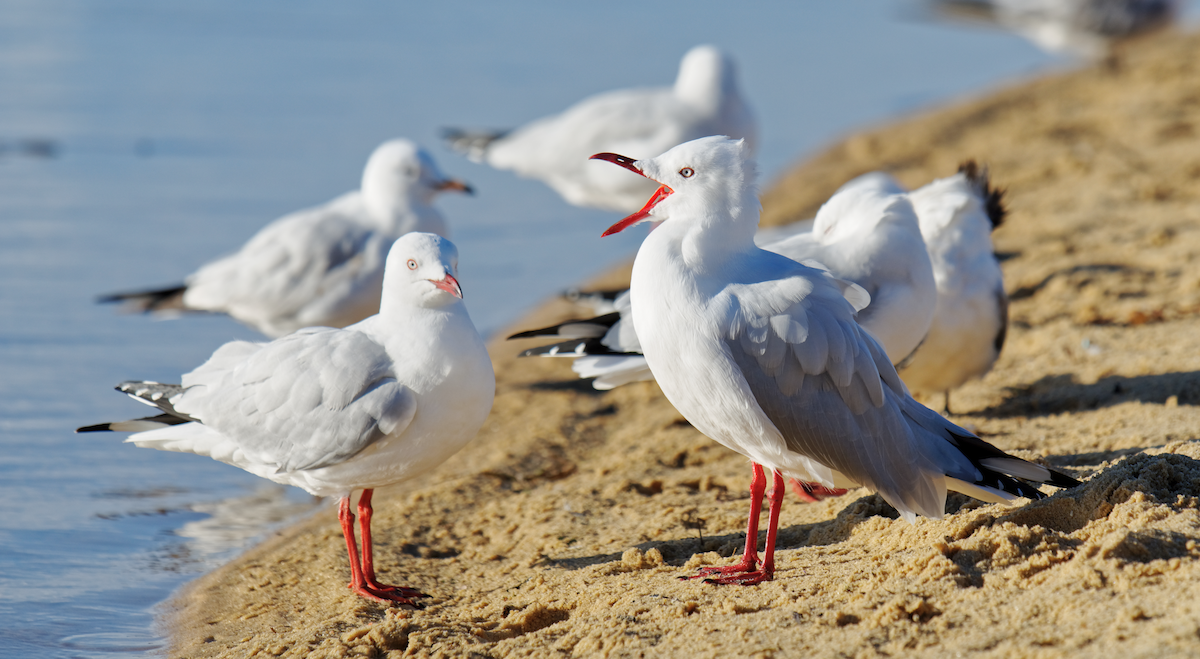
100 139 473 338
594 136 1078 585
80 233 495 604
443 45 756 213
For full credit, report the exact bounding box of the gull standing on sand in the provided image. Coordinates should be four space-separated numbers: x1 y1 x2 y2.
898 163 1008 413
100 139 473 338
593 136 1077 584
443 45 756 212
80 233 495 605
510 171 939 389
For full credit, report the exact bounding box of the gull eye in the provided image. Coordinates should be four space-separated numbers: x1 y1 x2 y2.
679 167 694 178
407 259 418 270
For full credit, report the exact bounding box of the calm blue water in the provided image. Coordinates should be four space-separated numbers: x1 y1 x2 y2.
5 1 1186 656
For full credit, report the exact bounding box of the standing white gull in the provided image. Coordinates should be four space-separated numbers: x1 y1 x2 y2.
100 138 473 338
510 171 938 390
443 45 756 212
592 136 1077 584
898 162 1008 413
80 233 495 604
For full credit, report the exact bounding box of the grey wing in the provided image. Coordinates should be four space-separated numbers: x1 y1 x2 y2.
723 279 972 518
178 329 416 473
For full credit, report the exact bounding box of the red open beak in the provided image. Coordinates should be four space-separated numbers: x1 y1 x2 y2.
435 178 474 195
432 274 463 299
590 152 674 236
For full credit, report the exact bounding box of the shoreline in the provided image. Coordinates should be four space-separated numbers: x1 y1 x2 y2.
168 30 1200 658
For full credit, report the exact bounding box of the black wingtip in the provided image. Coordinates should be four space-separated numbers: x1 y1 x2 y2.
957 160 1007 230
507 313 621 341
76 423 113 433
97 284 188 312
1046 468 1082 489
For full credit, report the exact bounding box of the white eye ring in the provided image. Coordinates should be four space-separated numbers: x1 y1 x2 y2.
679 167 694 178
407 259 418 270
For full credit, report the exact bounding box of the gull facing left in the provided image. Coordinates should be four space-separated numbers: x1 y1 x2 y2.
79 233 495 604
594 136 1077 584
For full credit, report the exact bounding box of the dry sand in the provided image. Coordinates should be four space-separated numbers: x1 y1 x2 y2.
165 31 1200 658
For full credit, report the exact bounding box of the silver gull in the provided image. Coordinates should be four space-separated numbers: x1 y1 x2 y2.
80 233 495 604
100 139 472 338
592 136 1077 584
443 45 756 212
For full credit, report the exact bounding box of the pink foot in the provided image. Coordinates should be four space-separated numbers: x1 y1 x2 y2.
349 581 429 605
788 478 848 503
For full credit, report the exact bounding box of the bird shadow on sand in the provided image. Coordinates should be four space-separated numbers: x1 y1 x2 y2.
976 370 1200 418
533 444 1198 575
532 492 904 573
524 378 610 396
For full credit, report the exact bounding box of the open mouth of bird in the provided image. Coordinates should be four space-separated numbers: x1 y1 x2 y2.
590 152 673 236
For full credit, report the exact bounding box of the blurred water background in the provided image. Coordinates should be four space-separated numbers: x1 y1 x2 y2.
1 1 1194 656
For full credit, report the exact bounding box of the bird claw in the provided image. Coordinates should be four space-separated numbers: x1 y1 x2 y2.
350 582 430 606
680 558 761 583
701 569 773 586
787 479 848 503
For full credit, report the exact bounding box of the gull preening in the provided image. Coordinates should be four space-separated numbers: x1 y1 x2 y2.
80 233 495 604
899 162 1008 412
100 139 473 338
592 136 1077 584
443 45 757 212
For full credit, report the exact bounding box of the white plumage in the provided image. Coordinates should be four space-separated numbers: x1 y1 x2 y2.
512 170 939 391
592 136 1076 584
81 233 495 603
443 45 756 212
898 163 1008 411
101 139 472 338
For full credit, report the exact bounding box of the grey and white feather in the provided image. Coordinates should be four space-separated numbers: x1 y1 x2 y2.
512 171 940 391
84 233 495 499
595 136 1076 524
100 139 473 338
443 45 757 213
897 162 1008 406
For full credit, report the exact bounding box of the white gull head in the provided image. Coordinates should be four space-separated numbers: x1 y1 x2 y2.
362 139 473 228
381 232 463 316
593 136 760 260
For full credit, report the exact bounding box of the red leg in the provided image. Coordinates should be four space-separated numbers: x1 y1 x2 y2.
699 470 786 585
339 491 426 605
684 464 765 581
787 478 848 503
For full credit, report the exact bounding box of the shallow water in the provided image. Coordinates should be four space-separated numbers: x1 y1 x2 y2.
3 0 1178 655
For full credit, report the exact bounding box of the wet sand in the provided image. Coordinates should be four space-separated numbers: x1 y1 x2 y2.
166 30 1200 658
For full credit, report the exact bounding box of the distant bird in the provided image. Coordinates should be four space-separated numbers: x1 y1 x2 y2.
897 162 1008 413
927 0 1177 59
593 136 1077 584
80 233 495 604
510 171 943 390
443 45 757 212
100 139 473 338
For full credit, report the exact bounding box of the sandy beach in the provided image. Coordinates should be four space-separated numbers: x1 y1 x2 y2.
166 30 1200 658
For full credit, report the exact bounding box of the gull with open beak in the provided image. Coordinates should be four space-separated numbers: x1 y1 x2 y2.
593 136 1077 585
